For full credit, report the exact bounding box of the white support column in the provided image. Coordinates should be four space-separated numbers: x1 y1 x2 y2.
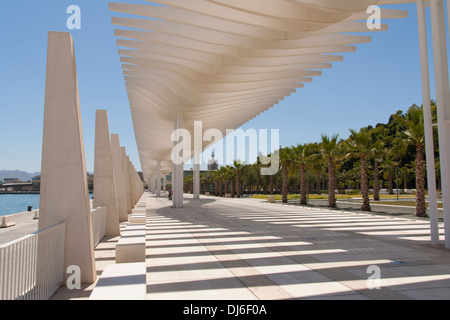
173 112 184 208
148 172 153 193
39 32 96 284
193 163 200 199
417 0 440 245
93 110 120 237
127 158 137 206
156 161 162 197
121 147 132 214
163 176 166 193
151 171 156 194
111 135 128 222
430 0 450 249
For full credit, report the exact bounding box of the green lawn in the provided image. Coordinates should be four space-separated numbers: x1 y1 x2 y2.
370 201 443 208
251 194 415 201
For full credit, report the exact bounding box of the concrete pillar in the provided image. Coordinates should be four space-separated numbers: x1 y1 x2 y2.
163 176 166 193
156 162 161 197
128 157 137 206
193 163 200 199
416 0 440 245
149 172 154 193
121 147 132 213
39 32 96 284
111 134 128 222
430 0 450 249
93 110 120 237
172 113 184 208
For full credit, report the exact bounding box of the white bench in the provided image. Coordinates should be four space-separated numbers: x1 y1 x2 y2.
129 213 146 224
89 262 147 300
116 224 146 263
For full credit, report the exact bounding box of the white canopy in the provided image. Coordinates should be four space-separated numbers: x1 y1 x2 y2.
110 0 413 180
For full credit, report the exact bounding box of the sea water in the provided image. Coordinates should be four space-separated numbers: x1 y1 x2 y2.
0 193 93 216
0 194 40 216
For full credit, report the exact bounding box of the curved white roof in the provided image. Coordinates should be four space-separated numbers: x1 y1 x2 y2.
110 0 412 180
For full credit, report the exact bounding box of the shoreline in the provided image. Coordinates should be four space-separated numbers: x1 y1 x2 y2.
0 210 39 245
0 192 40 194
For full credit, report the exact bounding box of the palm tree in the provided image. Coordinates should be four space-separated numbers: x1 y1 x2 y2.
279 147 293 203
395 105 427 217
371 140 385 201
224 166 236 197
319 134 340 208
347 128 374 211
308 143 324 195
233 160 246 198
217 166 228 196
381 155 398 195
399 165 413 190
292 144 312 205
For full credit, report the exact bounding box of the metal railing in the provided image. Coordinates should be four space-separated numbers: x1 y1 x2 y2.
0 223 65 300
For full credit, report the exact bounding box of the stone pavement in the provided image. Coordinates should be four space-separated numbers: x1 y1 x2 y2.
0 211 38 245
50 193 450 300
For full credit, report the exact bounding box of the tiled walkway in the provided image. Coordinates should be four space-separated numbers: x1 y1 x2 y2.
53 193 450 300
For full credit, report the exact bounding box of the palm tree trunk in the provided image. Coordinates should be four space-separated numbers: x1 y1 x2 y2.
269 175 274 195
373 160 380 201
282 166 288 203
415 143 426 217
361 154 371 211
230 180 235 198
316 173 321 195
403 173 408 190
300 164 307 205
328 158 336 208
388 170 394 195
236 173 240 198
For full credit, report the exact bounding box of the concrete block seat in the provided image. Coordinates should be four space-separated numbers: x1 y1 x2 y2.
89 262 147 300
129 212 147 224
115 223 146 263
1 215 16 228
132 207 146 213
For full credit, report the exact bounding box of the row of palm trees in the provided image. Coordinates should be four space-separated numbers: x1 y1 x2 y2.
184 104 436 218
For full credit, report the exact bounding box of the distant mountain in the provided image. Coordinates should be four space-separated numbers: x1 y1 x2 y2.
0 170 40 182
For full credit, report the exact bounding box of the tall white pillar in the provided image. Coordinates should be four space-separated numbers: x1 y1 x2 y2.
417 0 440 245
150 171 155 194
39 32 96 284
121 147 132 213
156 161 162 197
93 110 120 237
127 157 137 206
111 134 128 222
163 176 166 193
430 0 450 249
173 113 184 208
193 163 200 199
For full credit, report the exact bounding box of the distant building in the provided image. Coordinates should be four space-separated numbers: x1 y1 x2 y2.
207 152 219 171
31 176 41 191
2 178 20 184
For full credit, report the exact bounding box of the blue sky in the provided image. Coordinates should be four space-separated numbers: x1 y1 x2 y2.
0 1 441 173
